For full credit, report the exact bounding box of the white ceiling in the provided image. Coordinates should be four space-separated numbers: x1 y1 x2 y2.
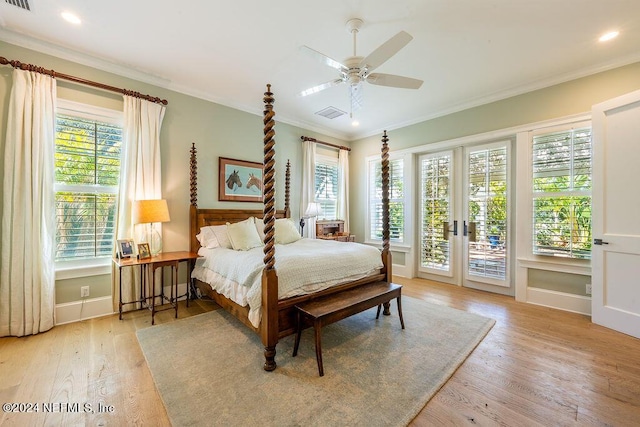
1 0 639 141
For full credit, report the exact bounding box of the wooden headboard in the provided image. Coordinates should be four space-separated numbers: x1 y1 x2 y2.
189 207 288 252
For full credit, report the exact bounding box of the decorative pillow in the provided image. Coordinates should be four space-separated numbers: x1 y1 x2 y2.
275 218 301 244
196 226 221 249
227 218 263 251
211 225 232 249
254 217 266 242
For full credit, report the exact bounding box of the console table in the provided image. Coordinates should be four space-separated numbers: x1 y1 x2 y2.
113 251 200 324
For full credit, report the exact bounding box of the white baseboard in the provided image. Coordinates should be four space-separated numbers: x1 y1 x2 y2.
526 286 591 316
392 263 411 278
55 296 114 325
55 282 189 325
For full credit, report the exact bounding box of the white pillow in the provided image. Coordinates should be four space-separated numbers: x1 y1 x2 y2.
196 226 221 249
254 217 266 242
227 218 263 251
212 225 232 249
275 218 301 244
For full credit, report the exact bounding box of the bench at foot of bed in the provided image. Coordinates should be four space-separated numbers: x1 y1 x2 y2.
292 281 405 376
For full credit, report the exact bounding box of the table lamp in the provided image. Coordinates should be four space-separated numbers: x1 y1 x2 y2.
132 199 171 255
300 202 322 236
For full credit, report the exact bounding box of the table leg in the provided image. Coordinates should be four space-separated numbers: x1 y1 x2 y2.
173 264 178 319
151 265 156 325
118 266 123 320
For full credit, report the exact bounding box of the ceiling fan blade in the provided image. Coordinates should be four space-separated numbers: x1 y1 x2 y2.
298 78 344 97
300 46 348 72
359 31 413 72
366 73 423 89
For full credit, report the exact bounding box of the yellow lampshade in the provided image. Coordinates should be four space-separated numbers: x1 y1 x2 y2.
132 199 171 224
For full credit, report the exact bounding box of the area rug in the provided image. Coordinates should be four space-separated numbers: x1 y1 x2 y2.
136 296 494 426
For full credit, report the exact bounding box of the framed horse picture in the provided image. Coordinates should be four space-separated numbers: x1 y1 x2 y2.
218 157 264 202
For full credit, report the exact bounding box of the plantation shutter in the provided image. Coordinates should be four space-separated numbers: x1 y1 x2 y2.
532 126 592 259
315 159 339 219
369 158 404 242
55 114 122 260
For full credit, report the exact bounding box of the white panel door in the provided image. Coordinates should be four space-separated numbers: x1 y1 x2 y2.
592 90 640 339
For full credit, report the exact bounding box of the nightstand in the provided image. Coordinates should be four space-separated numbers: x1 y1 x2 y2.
113 251 200 324
315 220 355 241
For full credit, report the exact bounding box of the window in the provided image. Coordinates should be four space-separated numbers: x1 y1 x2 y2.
54 103 123 265
314 156 339 219
532 126 592 259
368 157 404 242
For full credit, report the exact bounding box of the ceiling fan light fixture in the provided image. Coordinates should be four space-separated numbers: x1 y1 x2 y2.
298 18 423 111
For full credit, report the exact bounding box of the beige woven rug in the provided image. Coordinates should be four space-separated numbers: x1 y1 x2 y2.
137 296 494 426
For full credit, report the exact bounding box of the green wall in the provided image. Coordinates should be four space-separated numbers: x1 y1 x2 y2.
0 40 346 304
3 39 640 304
349 62 640 242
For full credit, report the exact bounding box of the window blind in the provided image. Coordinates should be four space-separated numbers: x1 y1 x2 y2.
314 160 338 219
55 114 122 261
369 158 404 241
532 127 592 259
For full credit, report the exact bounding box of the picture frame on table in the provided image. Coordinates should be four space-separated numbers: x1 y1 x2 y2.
137 243 151 259
117 238 135 259
218 156 263 202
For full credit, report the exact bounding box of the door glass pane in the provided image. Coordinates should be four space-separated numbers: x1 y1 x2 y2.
420 154 451 271
468 147 507 280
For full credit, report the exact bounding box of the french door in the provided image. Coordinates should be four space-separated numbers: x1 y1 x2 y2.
418 142 510 288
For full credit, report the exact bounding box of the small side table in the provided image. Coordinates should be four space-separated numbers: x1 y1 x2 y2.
113 251 200 324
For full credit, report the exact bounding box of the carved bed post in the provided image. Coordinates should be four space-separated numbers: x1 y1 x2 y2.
189 142 198 253
381 131 393 315
284 159 291 218
261 84 279 371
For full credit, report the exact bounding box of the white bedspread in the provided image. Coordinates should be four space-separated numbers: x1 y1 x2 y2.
191 238 383 327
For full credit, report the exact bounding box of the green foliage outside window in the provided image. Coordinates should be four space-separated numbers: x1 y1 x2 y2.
55 114 122 261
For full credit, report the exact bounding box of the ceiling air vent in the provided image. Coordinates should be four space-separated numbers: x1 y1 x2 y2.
5 0 31 10
315 106 346 120
4 0 31 10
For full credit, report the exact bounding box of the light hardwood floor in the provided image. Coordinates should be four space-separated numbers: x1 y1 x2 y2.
1 277 639 426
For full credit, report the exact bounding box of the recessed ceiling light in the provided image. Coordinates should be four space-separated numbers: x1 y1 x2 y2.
351 120 360 127
61 11 81 25
599 31 619 42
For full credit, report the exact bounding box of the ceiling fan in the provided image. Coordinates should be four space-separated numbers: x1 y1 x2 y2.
298 18 423 115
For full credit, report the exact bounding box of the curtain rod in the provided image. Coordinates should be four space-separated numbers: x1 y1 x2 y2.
300 136 351 152
0 56 168 105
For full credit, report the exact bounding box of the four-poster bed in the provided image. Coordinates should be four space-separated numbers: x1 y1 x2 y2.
188 85 393 371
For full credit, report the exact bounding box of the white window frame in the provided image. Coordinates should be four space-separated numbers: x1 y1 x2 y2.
365 152 409 248
515 119 592 273
55 99 123 279
314 153 339 220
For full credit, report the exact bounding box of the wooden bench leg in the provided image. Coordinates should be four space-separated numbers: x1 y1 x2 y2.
293 310 302 357
397 296 405 329
376 304 382 319
314 319 324 377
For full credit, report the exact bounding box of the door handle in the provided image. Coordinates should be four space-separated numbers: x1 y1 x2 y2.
593 239 609 245
443 220 459 238
463 221 477 241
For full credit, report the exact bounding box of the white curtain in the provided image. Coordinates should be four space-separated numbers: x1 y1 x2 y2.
0 69 56 337
300 140 317 238
337 148 350 232
112 95 166 312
